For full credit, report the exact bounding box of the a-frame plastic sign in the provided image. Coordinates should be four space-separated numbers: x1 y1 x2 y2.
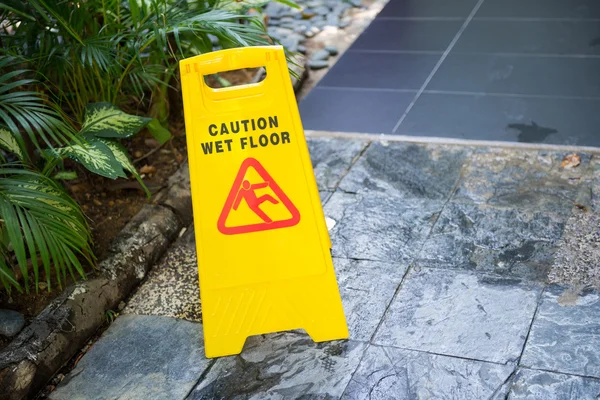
180 46 348 358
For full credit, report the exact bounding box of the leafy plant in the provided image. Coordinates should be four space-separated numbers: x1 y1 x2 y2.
0 68 151 293
49 102 153 196
0 0 298 294
105 309 118 323
0 0 287 127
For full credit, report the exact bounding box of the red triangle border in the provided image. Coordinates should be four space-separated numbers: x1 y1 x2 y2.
217 158 301 235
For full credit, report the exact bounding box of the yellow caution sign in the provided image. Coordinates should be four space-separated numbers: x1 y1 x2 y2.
180 46 348 358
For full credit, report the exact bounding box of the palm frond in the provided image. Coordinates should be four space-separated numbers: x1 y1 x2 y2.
0 56 78 151
0 166 94 293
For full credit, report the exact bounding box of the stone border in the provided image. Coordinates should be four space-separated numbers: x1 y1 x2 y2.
306 130 600 154
0 165 193 400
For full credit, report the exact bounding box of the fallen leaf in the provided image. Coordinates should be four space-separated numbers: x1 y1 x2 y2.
561 153 581 169
73 353 85 367
68 183 89 194
139 165 156 174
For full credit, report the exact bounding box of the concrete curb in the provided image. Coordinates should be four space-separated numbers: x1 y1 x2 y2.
0 165 192 400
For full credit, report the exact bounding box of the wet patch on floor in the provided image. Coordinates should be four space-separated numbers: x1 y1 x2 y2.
188 332 367 399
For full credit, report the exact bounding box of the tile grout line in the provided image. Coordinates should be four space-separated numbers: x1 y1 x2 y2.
517 366 600 382
331 141 372 193
305 130 600 154
183 358 218 399
338 339 372 399
347 49 600 58
320 141 372 208
390 0 486 134
370 341 514 366
515 285 546 367
333 254 556 286
376 16 600 22
488 369 518 400
316 86 600 101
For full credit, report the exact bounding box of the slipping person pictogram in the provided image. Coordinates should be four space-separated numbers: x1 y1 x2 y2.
233 180 279 223
217 158 300 235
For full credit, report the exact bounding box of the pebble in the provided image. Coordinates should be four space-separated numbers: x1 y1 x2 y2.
302 9 316 19
307 60 329 70
0 309 25 338
290 9 303 19
304 27 318 38
262 0 361 69
326 13 340 26
311 49 331 61
314 5 330 15
314 20 328 29
325 45 339 56
280 36 300 52
264 2 290 18
207 34 219 45
334 3 350 13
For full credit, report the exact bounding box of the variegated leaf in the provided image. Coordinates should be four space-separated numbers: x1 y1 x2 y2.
96 139 136 173
97 138 151 197
81 102 151 139
0 127 24 161
47 140 126 179
220 0 270 12
54 171 78 180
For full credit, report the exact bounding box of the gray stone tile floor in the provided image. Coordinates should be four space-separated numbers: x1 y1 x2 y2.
53 138 600 399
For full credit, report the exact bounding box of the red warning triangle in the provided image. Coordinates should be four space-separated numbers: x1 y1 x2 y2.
217 158 301 235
